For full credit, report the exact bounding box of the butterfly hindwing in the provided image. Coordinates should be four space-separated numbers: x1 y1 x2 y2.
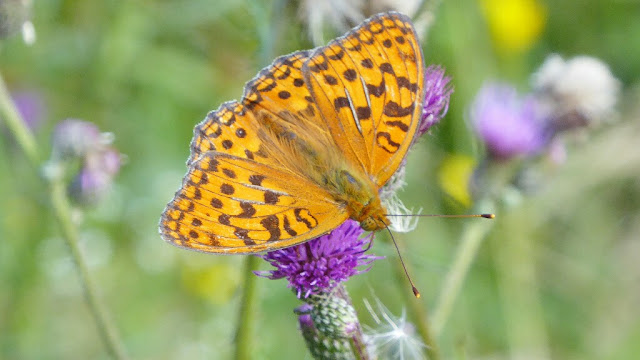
160 152 349 254
303 12 425 187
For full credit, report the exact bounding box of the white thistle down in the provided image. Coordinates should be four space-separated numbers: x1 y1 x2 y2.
378 163 420 233
363 297 426 360
383 193 421 233
298 0 364 46
532 54 620 126
21 20 35 45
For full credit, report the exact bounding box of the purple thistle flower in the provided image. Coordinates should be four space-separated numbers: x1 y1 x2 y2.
418 65 453 136
471 83 547 161
256 220 382 298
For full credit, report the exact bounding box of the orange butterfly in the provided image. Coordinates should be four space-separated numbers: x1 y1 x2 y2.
160 12 425 254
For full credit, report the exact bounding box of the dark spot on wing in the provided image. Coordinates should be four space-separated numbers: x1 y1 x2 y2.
278 90 291 99
324 75 338 85
210 198 223 209
334 97 350 110
237 202 257 218
343 69 357 81
361 58 374 68
249 174 266 186
264 190 280 204
222 168 236 179
219 214 231 225
222 139 233 149
220 183 234 195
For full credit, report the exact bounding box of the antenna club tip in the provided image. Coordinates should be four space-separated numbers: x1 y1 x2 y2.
412 287 421 298
482 213 496 219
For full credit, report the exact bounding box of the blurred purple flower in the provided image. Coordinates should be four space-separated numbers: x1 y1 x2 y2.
51 119 103 160
94 147 122 176
418 65 453 136
69 148 122 205
471 83 547 161
12 91 45 131
69 164 112 205
256 220 381 298
49 119 122 205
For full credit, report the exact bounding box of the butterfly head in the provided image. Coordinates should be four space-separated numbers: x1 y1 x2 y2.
359 213 390 232
354 196 390 232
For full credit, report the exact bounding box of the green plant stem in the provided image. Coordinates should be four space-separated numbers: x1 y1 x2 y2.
493 218 550 359
431 219 494 336
337 285 369 360
49 180 129 360
349 336 367 360
234 255 260 360
387 233 440 360
0 71 127 359
0 72 39 165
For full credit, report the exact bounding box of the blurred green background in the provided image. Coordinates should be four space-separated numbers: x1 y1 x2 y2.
1 0 640 359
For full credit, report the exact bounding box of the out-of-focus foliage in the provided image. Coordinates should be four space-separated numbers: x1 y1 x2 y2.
1 0 639 359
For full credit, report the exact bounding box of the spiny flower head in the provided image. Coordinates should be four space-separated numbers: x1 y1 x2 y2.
296 289 368 359
256 220 381 298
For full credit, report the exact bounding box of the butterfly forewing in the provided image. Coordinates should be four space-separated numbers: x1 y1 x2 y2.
303 12 425 187
188 101 272 167
242 50 329 135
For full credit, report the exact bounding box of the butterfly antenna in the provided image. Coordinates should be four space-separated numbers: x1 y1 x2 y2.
362 231 375 252
386 226 421 298
387 213 495 219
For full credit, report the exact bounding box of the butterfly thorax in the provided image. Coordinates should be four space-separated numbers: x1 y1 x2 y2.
330 168 390 232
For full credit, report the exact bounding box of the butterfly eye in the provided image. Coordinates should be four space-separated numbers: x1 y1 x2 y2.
340 170 357 184
360 217 377 231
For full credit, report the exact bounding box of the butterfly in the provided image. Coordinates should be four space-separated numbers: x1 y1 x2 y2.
160 11 426 254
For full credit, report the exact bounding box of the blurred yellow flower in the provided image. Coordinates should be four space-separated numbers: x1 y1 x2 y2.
438 154 476 207
182 262 240 304
480 0 547 53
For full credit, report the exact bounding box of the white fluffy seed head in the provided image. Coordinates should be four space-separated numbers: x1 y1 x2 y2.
532 54 620 126
364 297 427 360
